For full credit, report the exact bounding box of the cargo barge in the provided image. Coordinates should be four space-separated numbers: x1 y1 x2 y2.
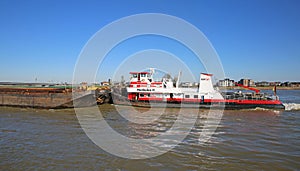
0 87 109 109
112 69 285 110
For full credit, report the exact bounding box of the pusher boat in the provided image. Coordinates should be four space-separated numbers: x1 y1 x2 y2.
112 69 285 110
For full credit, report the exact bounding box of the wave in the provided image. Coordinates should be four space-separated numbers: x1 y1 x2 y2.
251 107 275 111
247 107 281 114
283 103 300 111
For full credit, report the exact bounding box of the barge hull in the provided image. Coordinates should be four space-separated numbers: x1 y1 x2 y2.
0 88 97 109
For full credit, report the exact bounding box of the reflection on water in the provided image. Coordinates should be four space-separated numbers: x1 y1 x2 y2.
1 90 300 170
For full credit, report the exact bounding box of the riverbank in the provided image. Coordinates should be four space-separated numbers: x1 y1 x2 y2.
218 86 300 90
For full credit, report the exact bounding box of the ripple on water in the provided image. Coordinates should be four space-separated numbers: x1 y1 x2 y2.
0 104 300 170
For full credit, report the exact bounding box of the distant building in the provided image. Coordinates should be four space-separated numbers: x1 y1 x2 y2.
290 82 300 87
238 79 255 87
280 82 289 87
255 81 270 87
279 82 300 87
217 78 235 87
269 82 281 86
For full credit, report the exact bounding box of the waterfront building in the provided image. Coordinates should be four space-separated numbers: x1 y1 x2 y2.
238 79 255 87
255 81 270 87
217 78 235 87
290 82 300 87
269 82 281 86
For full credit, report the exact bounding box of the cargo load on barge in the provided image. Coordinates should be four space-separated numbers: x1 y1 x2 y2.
112 69 285 110
0 87 111 109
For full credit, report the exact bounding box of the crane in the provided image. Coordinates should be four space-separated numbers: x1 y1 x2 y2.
234 82 260 93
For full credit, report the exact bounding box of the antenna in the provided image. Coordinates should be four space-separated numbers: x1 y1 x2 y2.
176 70 181 88
149 68 155 75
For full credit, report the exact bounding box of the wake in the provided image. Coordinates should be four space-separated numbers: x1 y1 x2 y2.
248 103 300 112
283 103 300 111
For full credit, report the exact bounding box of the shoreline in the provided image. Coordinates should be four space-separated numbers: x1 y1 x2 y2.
218 86 300 90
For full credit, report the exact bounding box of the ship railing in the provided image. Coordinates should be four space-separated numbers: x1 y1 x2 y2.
225 95 271 101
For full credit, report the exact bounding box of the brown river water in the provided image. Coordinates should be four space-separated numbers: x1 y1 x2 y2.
1 90 300 170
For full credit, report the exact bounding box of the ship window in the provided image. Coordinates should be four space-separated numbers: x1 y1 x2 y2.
185 95 190 98
132 74 137 78
140 94 144 97
141 73 146 77
194 95 198 98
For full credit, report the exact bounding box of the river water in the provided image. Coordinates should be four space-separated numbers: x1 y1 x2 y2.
1 90 300 170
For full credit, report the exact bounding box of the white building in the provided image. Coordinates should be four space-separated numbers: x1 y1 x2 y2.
217 78 235 87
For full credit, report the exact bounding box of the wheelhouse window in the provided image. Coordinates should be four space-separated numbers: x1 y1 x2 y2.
185 95 190 98
194 95 198 98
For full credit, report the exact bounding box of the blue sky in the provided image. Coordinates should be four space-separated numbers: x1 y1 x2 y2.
0 0 299 83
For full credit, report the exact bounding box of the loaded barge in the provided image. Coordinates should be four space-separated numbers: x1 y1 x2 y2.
0 86 110 109
112 69 285 110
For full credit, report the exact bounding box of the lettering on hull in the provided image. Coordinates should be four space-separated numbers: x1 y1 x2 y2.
137 88 155 91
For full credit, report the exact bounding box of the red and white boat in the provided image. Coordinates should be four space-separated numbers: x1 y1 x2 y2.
112 69 285 110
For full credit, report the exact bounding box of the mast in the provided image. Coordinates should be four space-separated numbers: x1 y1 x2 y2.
176 71 181 88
